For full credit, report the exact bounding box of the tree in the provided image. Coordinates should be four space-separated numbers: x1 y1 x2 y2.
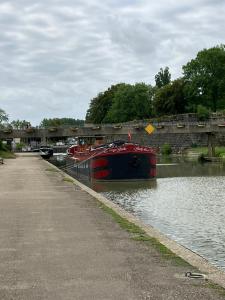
155 67 171 88
104 84 134 123
11 120 21 129
59 118 84 126
153 79 187 116
183 44 225 112
11 120 31 129
0 108 8 124
40 118 61 128
40 118 84 128
104 83 154 123
85 84 124 124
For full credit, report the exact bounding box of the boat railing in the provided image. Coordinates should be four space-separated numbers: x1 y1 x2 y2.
60 147 109 172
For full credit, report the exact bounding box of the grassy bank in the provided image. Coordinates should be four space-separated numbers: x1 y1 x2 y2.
187 146 225 158
98 202 191 267
0 150 16 159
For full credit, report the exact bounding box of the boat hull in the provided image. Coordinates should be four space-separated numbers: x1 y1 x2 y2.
40 147 54 159
67 151 156 181
91 152 156 180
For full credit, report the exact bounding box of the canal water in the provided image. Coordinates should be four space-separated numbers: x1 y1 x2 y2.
51 155 225 271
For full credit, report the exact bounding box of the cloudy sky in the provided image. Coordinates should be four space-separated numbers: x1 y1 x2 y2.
0 0 224 125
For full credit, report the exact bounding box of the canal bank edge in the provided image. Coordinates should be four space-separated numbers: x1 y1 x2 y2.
44 160 225 290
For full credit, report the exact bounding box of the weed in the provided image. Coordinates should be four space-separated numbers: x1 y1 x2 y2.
45 167 59 172
63 177 74 183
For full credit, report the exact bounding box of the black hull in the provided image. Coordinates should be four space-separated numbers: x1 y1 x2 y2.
68 152 156 181
41 154 53 159
40 147 54 160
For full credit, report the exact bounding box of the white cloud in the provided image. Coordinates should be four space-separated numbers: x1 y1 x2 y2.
0 0 224 124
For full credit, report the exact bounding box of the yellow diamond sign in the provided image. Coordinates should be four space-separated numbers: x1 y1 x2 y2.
145 123 155 135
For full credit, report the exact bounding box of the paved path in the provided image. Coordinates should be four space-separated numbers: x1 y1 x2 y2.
0 156 224 300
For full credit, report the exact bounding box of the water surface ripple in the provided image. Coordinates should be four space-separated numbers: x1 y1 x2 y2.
51 156 225 271
101 175 225 270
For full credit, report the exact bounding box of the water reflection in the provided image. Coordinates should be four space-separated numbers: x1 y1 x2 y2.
92 180 157 192
157 156 225 178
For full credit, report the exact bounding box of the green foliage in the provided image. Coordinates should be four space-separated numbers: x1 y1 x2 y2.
0 108 8 125
85 84 125 123
153 79 187 116
105 83 154 123
0 140 15 158
191 146 225 158
183 44 225 112
0 140 11 152
161 143 172 155
11 119 31 129
155 67 171 88
191 143 198 148
0 150 15 158
196 105 210 121
215 147 225 157
104 84 134 123
86 83 154 124
0 140 6 151
84 44 225 121
40 118 84 128
15 142 25 151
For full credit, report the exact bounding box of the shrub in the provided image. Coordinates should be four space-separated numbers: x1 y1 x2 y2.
197 105 210 121
161 143 172 155
191 143 198 148
0 140 7 151
16 143 25 151
0 140 3 150
215 147 225 157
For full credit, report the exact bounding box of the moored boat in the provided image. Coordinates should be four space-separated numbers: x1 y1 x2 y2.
67 140 156 181
39 147 54 159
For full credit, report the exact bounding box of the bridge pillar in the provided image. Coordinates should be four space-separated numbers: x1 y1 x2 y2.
207 133 215 157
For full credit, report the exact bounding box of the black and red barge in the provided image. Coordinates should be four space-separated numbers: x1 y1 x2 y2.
67 140 156 181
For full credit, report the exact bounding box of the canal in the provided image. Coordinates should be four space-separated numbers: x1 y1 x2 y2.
51 156 225 271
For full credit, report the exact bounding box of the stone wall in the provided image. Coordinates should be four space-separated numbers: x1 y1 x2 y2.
1 112 225 150
105 132 209 150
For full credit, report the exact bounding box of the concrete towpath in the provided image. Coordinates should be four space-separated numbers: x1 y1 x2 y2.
0 155 225 300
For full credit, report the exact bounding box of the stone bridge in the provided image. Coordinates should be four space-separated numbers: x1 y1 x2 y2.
1 114 225 150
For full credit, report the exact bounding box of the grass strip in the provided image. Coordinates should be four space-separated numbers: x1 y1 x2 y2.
206 282 225 296
63 177 74 183
98 202 190 267
0 151 16 159
45 167 59 172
